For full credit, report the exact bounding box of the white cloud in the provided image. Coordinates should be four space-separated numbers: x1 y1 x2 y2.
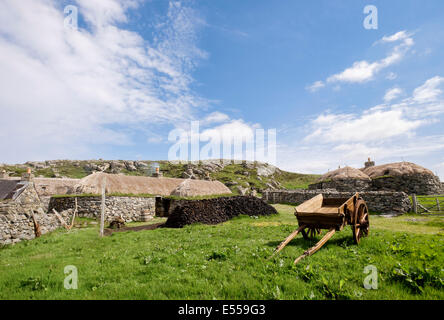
200 119 260 144
282 76 444 179
380 31 410 43
0 0 208 162
305 109 424 143
201 112 230 125
412 76 444 103
384 87 403 102
313 31 414 86
305 76 444 144
306 81 325 93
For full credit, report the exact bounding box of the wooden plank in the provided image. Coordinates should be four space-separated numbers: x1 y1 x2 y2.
418 203 431 213
52 208 69 229
295 194 323 214
30 210 41 238
100 178 106 237
338 192 358 214
436 198 441 212
270 225 305 257
412 194 418 214
294 228 336 264
316 206 340 214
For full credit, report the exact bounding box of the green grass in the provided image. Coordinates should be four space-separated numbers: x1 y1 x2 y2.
274 171 320 189
55 164 89 179
34 168 57 178
411 196 444 214
1 165 28 177
0 204 443 300
163 193 236 200
208 164 270 193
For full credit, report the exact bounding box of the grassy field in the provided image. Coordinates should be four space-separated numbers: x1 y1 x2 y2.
0 205 443 300
415 196 444 214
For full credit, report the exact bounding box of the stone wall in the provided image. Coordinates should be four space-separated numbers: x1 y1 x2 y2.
308 179 371 192
39 196 52 212
308 174 441 195
263 189 412 214
0 182 67 245
370 174 441 195
155 197 189 217
48 196 155 222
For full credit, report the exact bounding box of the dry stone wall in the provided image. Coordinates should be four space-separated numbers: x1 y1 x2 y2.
0 182 67 245
263 189 412 214
48 196 155 222
308 179 371 192
370 174 442 195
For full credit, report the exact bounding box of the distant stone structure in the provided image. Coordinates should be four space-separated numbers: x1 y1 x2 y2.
309 160 442 196
364 157 375 169
1 169 233 245
362 162 441 195
308 166 371 192
0 170 8 179
48 195 155 223
0 178 66 245
263 189 412 214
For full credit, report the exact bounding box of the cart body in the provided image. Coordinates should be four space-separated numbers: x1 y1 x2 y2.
295 193 359 231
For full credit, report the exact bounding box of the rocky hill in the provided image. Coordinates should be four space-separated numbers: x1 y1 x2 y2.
0 159 320 195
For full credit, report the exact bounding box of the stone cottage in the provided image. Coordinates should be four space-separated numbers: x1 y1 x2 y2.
308 166 372 192
362 161 442 195
0 177 62 245
73 172 231 196
309 160 442 195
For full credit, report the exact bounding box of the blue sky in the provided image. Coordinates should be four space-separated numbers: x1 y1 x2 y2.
1 0 444 179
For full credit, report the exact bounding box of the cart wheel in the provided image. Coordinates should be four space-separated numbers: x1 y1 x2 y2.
352 200 370 244
302 227 321 240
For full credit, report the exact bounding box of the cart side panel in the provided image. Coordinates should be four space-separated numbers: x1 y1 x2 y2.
295 194 323 214
296 214 345 230
338 192 359 215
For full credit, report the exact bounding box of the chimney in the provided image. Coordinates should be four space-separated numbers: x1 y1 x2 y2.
364 157 375 169
0 170 8 179
22 167 34 181
151 165 163 178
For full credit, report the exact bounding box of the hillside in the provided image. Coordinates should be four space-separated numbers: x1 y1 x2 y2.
0 160 320 195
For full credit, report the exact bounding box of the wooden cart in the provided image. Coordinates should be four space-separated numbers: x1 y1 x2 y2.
273 192 369 264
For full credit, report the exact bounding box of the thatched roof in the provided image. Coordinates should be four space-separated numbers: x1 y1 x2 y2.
318 166 371 182
362 162 435 178
33 178 80 196
74 172 231 196
170 179 231 197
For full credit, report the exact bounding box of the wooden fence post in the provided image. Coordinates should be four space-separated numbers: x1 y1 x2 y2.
437 198 441 212
100 177 106 237
412 194 418 214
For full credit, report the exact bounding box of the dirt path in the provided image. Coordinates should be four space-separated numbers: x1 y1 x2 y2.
104 222 165 236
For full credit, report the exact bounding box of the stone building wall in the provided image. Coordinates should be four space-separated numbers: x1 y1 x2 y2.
48 196 155 222
155 197 189 217
263 189 412 214
0 182 67 245
308 179 371 192
370 174 442 195
308 174 441 195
